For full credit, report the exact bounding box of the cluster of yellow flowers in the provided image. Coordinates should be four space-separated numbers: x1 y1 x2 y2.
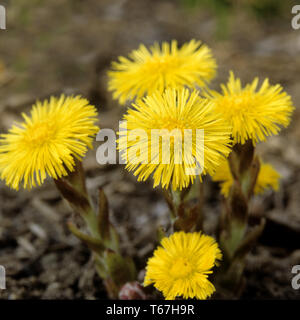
111 41 293 193
0 40 294 301
108 40 293 300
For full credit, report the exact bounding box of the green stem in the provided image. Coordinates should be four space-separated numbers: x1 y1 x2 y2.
217 140 262 295
54 162 137 299
82 206 101 239
162 181 204 232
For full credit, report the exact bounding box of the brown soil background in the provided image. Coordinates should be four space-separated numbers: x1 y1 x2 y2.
0 0 300 299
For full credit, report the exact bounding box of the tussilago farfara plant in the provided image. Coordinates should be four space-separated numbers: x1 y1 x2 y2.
0 95 136 299
0 38 294 300
206 71 294 294
110 40 294 299
118 87 232 233
117 86 231 299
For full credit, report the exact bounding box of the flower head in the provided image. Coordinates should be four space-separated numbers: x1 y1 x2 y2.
212 159 280 197
108 40 216 104
0 95 99 190
144 231 222 300
118 88 232 190
205 71 294 145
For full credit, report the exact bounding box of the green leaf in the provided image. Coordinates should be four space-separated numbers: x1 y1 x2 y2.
68 221 105 254
54 178 91 216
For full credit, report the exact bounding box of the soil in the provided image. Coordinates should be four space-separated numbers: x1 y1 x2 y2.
0 0 300 299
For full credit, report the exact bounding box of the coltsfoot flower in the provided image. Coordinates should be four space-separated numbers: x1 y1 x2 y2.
118 88 232 190
144 231 222 300
108 40 217 104
0 95 99 190
212 159 280 197
205 71 294 145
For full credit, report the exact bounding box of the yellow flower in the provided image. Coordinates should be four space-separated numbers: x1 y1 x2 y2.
0 95 99 190
144 231 222 300
212 159 280 197
108 40 216 104
205 71 294 145
118 88 232 190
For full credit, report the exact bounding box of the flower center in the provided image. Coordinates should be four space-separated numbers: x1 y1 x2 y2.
154 116 188 133
24 121 56 146
170 257 193 279
147 56 180 74
217 93 255 118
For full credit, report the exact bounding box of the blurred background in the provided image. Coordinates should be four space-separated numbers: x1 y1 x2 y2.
0 0 300 299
